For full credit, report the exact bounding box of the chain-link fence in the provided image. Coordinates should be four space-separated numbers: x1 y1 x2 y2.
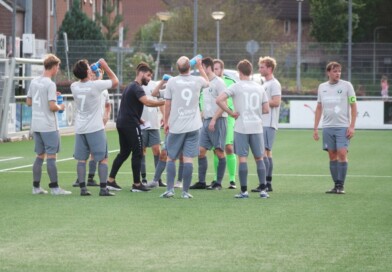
53 40 392 96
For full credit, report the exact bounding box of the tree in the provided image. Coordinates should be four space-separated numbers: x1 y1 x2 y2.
95 1 128 41
58 0 104 41
307 0 392 43
56 0 106 79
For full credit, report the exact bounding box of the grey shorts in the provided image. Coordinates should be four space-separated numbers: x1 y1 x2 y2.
74 129 108 161
234 132 264 158
263 127 276 151
33 131 60 155
167 130 199 159
322 127 350 151
199 118 226 151
142 129 161 147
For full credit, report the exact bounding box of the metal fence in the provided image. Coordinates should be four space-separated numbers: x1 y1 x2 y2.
53 40 392 96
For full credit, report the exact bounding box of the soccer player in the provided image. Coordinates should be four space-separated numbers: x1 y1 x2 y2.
189 57 227 190
71 58 118 196
216 59 270 199
72 68 112 188
106 62 165 192
27 54 71 195
160 56 209 198
212 59 237 189
313 61 357 194
140 80 166 187
252 56 281 193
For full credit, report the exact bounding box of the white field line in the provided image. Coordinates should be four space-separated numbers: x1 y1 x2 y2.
0 150 119 173
0 157 23 162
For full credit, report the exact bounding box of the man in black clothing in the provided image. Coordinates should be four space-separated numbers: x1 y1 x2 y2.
107 62 165 192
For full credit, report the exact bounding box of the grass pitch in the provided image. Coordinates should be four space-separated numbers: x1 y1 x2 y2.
0 129 391 272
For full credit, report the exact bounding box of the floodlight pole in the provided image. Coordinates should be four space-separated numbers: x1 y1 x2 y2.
212 11 225 60
154 12 172 81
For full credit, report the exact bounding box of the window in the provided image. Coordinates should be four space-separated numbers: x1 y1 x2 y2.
284 20 291 36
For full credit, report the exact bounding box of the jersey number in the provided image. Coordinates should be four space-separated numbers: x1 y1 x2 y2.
33 92 41 107
181 88 193 106
77 95 86 111
244 92 260 110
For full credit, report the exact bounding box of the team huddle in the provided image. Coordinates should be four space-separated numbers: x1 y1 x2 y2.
27 53 356 198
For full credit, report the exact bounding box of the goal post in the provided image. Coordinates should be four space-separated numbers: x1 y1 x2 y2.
0 57 43 140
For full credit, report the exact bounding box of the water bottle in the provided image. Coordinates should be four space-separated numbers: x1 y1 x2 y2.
162 74 172 81
189 54 202 67
90 62 101 77
57 95 64 113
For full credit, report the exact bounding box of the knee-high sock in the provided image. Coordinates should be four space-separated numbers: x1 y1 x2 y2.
46 158 58 186
216 157 226 184
213 153 218 181
77 161 87 189
238 162 248 191
182 162 193 192
256 160 266 186
263 157 270 182
177 161 184 182
166 161 176 191
98 162 108 188
88 159 97 176
32 157 44 185
153 160 167 181
337 161 348 185
227 153 236 182
267 157 273 177
198 157 207 183
154 155 159 168
329 160 338 183
141 155 146 178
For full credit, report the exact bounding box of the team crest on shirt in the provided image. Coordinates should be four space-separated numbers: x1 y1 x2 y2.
337 89 342 94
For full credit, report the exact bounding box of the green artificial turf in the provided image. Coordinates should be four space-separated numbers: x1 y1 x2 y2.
0 129 391 272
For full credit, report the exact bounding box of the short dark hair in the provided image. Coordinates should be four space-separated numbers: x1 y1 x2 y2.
73 59 89 79
202 57 214 69
237 59 252 76
136 62 153 74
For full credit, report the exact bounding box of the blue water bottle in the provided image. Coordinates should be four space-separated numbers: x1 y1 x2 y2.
189 54 202 67
162 74 172 81
91 62 101 77
57 95 64 113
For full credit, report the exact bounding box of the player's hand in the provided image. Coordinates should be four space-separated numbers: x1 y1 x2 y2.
103 115 109 126
208 119 216 131
231 112 239 119
346 127 355 139
313 130 319 141
164 124 169 135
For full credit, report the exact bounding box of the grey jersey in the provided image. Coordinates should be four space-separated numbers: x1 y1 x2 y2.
317 79 356 128
71 79 113 134
27 76 58 132
141 81 161 130
262 77 281 130
225 80 268 134
202 76 227 119
165 74 208 133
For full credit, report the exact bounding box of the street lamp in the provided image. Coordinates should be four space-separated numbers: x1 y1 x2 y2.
373 26 386 84
154 11 172 81
296 0 303 91
211 11 225 59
